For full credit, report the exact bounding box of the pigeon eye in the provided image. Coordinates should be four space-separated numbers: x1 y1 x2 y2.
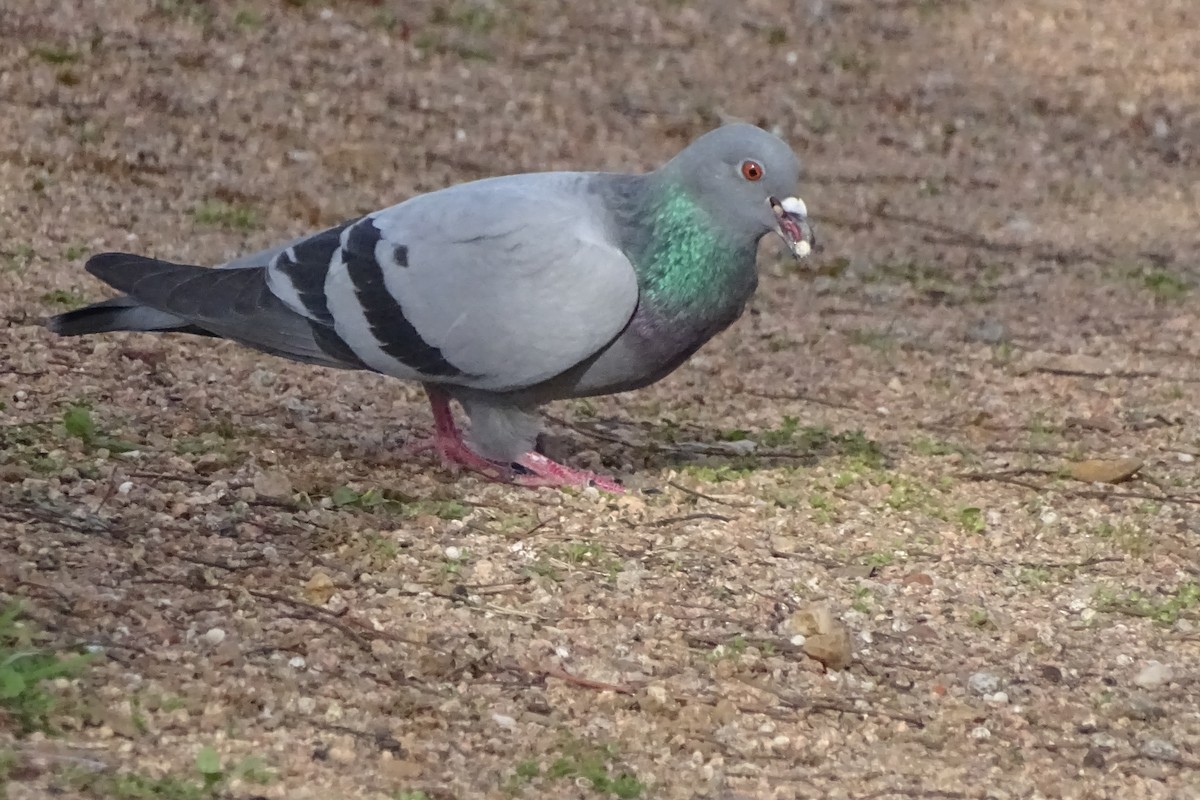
740 160 764 181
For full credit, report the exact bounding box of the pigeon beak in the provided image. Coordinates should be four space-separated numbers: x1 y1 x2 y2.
769 196 815 260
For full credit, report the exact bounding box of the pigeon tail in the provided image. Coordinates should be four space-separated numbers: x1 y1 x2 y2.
45 253 365 370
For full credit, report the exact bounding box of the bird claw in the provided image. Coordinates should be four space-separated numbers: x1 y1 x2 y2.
513 452 624 493
403 433 509 478
405 432 623 492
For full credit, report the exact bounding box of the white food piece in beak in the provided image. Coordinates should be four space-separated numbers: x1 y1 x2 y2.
780 196 808 218
792 239 812 258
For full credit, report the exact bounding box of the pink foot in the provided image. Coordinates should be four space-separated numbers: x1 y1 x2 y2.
403 387 509 479
402 431 509 477
408 386 623 492
513 452 624 493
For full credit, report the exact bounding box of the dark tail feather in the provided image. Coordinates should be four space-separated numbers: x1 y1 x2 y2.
45 253 364 370
45 295 211 337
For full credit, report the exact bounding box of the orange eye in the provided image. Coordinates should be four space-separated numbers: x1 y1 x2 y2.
741 160 764 181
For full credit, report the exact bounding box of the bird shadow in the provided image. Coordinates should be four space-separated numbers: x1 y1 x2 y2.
541 414 890 485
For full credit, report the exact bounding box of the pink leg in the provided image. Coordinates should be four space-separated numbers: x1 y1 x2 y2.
406 386 624 492
403 386 510 479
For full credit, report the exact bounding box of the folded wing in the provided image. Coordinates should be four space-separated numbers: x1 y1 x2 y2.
267 173 641 392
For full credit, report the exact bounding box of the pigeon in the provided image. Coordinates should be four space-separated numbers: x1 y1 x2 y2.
46 123 816 491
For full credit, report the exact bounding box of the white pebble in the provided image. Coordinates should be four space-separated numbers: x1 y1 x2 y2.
1178 453 1195 464
968 671 1001 695
444 545 463 560
785 51 798 66
14 390 27 401
289 656 307 670
117 481 134 495
491 713 517 729
1134 660 1173 690
789 634 806 647
970 726 991 740
986 691 1009 705
1115 654 1134 667
202 628 225 646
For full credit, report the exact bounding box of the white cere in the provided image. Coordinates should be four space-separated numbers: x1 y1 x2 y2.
781 196 808 217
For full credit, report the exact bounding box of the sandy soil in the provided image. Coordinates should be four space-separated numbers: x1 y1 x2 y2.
1 0 1198 798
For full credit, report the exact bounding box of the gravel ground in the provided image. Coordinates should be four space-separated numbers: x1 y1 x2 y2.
2 1 1199 798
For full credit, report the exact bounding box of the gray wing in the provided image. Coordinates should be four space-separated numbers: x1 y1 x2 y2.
266 173 641 392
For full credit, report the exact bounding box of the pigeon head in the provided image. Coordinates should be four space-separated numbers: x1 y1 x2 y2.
663 123 815 260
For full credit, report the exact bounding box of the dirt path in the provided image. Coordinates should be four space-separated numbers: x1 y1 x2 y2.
2 1 1198 798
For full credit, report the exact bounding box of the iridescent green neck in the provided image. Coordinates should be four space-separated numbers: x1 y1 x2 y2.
638 186 742 314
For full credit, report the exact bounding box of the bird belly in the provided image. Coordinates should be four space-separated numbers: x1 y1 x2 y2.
525 296 749 401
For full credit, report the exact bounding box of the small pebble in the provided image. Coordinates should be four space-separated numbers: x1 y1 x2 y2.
1039 665 1063 683
967 320 1006 344
289 656 307 670
1178 452 1195 464
202 627 226 646
117 481 134 495
444 545 463 560
491 713 516 729
969 726 991 740
968 671 1001 695
328 745 356 764
1140 739 1180 762
1121 695 1165 721
726 439 757 455
985 691 1009 705
1133 660 1173 690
